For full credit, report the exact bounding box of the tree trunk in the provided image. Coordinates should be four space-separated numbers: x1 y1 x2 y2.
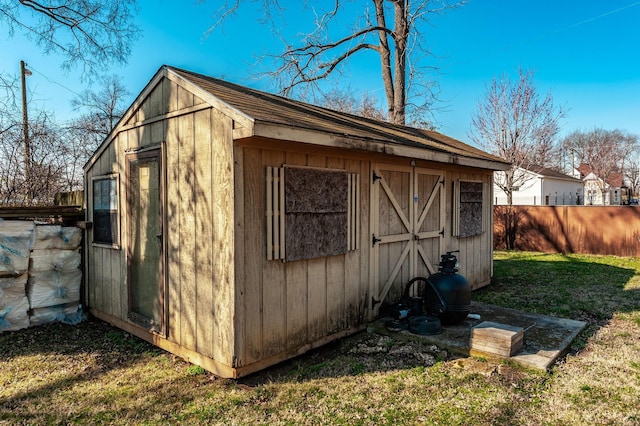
391 0 408 125
373 0 395 119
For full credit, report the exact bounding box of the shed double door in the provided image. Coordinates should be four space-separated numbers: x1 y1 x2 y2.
370 163 445 312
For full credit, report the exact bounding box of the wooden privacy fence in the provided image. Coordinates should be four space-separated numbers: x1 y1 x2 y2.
494 206 640 257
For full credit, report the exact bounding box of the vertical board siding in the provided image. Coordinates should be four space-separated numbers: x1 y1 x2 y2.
166 106 236 361
87 78 240 371
444 170 493 290
240 147 369 367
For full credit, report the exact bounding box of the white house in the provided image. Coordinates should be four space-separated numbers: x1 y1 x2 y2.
494 166 584 206
576 164 626 205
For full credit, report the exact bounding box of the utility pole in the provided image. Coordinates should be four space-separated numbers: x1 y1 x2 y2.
20 60 32 204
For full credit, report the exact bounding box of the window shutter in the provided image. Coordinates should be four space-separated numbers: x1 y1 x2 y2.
266 166 285 260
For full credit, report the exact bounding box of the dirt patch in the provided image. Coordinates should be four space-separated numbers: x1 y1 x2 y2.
239 330 451 386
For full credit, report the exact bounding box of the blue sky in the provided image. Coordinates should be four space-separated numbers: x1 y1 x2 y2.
3 0 640 145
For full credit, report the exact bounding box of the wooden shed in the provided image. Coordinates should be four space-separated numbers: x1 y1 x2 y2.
83 66 510 378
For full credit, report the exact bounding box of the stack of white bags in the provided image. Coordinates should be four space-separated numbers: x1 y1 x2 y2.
0 221 34 331
0 219 84 332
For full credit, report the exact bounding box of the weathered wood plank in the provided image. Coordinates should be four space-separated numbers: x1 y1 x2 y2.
233 144 246 364
177 84 194 111
282 151 309 348
165 116 181 343
262 150 286 358
212 110 235 365
325 157 345 333
242 147 264 364
306 154 327 341
178 113 197 349
194 108 214 358
356 160 370 322
147 81 163 119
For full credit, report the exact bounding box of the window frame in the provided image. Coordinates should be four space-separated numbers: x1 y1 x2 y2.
453 179 485 238
91 174 120 249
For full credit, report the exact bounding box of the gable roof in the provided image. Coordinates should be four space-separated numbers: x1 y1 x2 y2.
166 66 509 171
527 165 583 182
577 163 624 187
87 65 511 172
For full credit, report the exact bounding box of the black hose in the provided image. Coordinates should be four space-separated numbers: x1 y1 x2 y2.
403 276 447 314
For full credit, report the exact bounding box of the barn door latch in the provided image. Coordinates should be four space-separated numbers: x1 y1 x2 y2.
372 234 381 247
372 171 382 183
439 228 445 236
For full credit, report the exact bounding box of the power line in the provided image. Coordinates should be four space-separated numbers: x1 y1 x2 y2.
24 64 82 97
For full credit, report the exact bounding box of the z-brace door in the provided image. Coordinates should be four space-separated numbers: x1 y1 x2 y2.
369 164 445 315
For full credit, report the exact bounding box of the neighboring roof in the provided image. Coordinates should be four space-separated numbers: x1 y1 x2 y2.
527 165 583 182
166 66 510 171
577 163 592 178
576 163 624 187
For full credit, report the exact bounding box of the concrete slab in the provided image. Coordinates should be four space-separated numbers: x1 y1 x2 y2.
371 301 587 370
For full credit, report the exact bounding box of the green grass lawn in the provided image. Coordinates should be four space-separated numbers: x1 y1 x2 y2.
1 251 639 425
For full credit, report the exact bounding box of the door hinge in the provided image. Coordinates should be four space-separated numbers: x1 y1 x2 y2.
372 171 382 183
439 228 445 236
372 234 381 246
440 178 445 186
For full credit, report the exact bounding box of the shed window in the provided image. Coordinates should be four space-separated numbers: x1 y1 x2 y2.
266 166 359 261
453 180 484 238
92 176 118 245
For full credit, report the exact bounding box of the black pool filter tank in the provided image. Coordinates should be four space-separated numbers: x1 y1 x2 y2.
424 251 471 325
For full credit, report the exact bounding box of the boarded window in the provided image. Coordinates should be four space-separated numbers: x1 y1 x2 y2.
266 166 359 261
92 176 118 245
453 180 483 238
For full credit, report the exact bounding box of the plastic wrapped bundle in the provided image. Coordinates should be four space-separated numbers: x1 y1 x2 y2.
0 289 29 333
29 249 81 273
0 221 35 276
30 303 84 327
28 269 82 309
0 273 28 293
33 225 82 250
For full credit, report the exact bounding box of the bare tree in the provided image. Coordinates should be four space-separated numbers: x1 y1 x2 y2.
204 0 465 125
0 0 140 78
0 69 115 204
625 151 640 200
70 74 130 143
469 68 565 205
0 106 67 206
316 87 387 121
58 74 131 190
562 128 638 205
